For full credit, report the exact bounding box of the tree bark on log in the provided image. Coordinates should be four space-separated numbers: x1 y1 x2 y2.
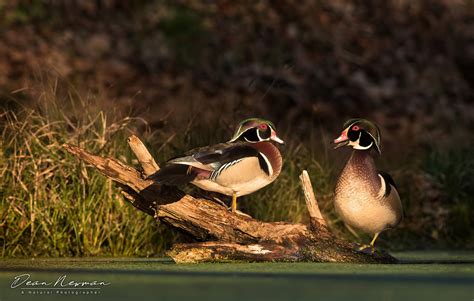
63 136 397 263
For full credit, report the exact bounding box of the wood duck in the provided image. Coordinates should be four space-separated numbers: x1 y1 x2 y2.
149 118 284 212
333 118 403 251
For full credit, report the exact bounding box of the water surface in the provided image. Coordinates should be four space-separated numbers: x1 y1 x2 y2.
1 251 473 301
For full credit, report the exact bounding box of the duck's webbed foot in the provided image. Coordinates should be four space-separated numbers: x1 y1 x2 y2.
354 232 381 254
354 243 376 254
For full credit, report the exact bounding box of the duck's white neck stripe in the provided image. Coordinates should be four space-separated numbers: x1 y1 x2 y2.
259 151 273 177
377 174 386 199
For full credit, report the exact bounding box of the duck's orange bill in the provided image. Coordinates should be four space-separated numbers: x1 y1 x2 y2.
334 129 349 144
271 131 285 144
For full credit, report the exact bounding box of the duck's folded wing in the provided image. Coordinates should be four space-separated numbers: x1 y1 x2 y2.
147 164 199 185
148 143 259 185
190 143 259 165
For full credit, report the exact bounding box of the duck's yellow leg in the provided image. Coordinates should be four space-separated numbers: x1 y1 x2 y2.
357 232 380 252
231 192 238 212
370 232 380 247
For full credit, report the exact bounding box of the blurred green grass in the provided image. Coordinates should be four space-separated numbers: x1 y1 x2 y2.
0 88 177 257
1 87 473 257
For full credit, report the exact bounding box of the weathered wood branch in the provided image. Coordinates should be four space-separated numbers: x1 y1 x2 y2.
127 135 160 176
300 170 327 229
63 136 397 264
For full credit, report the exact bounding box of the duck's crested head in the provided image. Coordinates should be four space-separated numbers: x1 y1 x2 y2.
229 118 284 144
334 118 381 154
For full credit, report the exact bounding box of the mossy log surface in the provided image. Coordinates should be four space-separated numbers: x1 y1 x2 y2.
64 136 397 264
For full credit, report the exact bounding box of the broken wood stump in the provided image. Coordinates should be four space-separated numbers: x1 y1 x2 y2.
64 135 397 263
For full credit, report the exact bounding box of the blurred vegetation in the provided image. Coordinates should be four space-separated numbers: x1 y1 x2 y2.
0 0 473 256
1 90 473 257
0 89 176 257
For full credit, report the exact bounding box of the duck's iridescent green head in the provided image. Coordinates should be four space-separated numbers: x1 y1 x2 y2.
229 118 284 144
334 118 381 154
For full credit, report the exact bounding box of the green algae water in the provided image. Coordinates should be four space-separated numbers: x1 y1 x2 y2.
1 252 473 301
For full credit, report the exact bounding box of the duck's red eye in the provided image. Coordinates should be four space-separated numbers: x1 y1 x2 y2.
352 125 360 131
259 124 268 130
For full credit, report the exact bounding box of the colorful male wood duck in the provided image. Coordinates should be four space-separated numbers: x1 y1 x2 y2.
333 118 403 251
149 118 284 212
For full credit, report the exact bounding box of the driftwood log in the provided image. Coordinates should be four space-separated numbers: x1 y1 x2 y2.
64 135 397 263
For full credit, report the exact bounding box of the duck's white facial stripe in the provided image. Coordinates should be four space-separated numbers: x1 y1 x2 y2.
258 151 273 177
348 132 373 150
256 130 263 141
353 141 373 150
240 128 261 143
230 126 250 142
256 128 271 142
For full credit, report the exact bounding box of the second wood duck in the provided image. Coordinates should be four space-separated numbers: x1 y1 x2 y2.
149 118 284 212
333 118 403 250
